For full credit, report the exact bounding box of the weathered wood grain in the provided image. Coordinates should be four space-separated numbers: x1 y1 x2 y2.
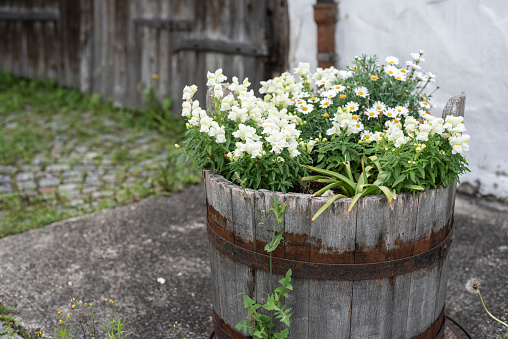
230 184 255 251
112 0 128 105
442 94 466 118
309 196 356 263
208 241 221 318
79 0 92 92
350 193 418 338
216 251 241 330
308 280 352 338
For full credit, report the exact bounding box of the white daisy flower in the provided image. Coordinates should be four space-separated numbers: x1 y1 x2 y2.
406 61 421 70
355 86 369 97
385 109 398 119
309 96 319 103
395 106 409 116
385 65 399 77
297 103 314 115
321 90 337 99
332 84 346 92
385 56 399 65
320 99 333 109
373 101 386 112
394 72 406 82
360 130 375 142
365 108 379 119
346 101 359 112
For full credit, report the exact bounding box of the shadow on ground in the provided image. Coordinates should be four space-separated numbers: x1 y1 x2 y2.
0 184 506 338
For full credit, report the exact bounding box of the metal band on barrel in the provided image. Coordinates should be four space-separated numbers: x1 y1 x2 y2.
207 219 453 281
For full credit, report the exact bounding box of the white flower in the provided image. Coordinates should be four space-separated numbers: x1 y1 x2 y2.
297 103 314 114
410 52 425 62
338 70 354 79
321 90 337 99
372 131 385 142
385 65 399 77
404 116 419 132
347 121 364 134
200 115 211 133
182 85 198 100
385 56 399 65
306 140 317 153
445 115 464 127
365 108 379 119
395 106 409 116
244 138 264 158
355 86 369 97
416 123 432 141
288 139 300 157
208 120 220 137
449 133 470 154
320 99 333 109
294 62 310 77
373 101 386 112
406 61 421 70
385 109 398 119
216 127 226 143
360 130 374 142
332 84 346 92
214 84 224 98
228 106 249 122
181 101 192 117
220 94 235 111
157 277 166 285
346 101 359 112
394 72 406 82
233 124 259 141
266 131 289 154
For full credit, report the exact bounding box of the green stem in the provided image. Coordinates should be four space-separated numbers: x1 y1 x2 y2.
478 290 508 328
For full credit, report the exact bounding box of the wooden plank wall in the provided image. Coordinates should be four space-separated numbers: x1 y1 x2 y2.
0 0 289 115
0 0 80 87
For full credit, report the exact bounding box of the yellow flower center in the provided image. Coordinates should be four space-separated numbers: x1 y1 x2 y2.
365 135 370 139
323 113 329 118
388 71 394 74
358 91 363 96
371 75 378 81
340 94 346 99
302 107 308 111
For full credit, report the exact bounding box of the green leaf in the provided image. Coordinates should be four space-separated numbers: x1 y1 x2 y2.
300 175 329 181
299 165 356 191
265 228 284 253
312 194 347 221
274 328 290 339
403 184 425 191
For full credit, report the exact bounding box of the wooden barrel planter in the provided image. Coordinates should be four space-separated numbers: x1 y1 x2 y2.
204 170 455 339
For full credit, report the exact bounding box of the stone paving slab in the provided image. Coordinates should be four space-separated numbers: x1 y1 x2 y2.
0 185 506 338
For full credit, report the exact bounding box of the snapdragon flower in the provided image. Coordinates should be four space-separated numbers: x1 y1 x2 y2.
182 85 198 100
449 133 470 154
233 124 259 141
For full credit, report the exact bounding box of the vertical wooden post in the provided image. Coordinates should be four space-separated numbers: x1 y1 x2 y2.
313 1 338 69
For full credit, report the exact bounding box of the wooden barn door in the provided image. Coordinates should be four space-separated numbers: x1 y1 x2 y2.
0 0 289 114
123 0 289 115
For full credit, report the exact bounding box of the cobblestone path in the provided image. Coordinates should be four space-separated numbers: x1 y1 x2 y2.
0 111 193 232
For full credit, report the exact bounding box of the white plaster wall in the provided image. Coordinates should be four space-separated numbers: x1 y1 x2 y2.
289 0 508 199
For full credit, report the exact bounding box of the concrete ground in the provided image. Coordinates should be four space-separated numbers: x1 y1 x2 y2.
0 184 507 338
